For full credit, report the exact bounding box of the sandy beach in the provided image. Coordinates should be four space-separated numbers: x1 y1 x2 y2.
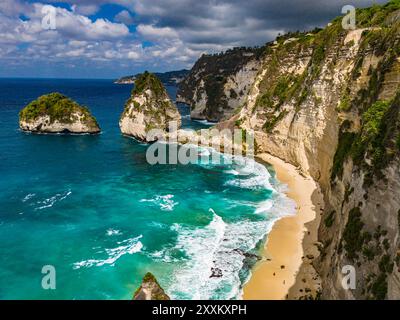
242 153 323 300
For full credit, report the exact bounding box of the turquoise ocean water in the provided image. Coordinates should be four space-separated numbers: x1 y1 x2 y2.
0 79 295 299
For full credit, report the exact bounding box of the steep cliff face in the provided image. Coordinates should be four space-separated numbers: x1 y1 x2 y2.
119 72 181 143
170 1 399 300
177 47 264 122
229 1 400 299
19 93 100 134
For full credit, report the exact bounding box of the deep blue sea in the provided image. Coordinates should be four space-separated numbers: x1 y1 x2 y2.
0 78 295 300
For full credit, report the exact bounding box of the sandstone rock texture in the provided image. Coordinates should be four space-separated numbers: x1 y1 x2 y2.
120 72 181 143
133 272 170 300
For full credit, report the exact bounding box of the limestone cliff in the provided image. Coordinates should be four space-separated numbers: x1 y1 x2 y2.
19 93 100 134
133 272 170 300
194 1 400 299
177 47 264 122
119 72 181 143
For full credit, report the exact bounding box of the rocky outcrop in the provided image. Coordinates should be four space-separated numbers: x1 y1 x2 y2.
119 71 181 143
19 93 100 134
190 1 400 299
115 69 189 86
133 272 170 300
177 47 265 122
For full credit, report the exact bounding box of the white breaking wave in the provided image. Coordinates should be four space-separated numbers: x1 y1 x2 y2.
166 210 227 299
156 208 291 300
106 229 121 236
224 156 275 191
73 235 143 269
193 146 275 191
254 199 273 214
140 194 179 211
192 119 216 126
149 146 297 300
34 190 72 210
22 193 36 202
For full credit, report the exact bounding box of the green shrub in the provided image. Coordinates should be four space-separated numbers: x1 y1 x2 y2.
357 0 400 28
362 101 390 141
331 131 356 180
349 100 392 183
256 92 273 109
324 211 336 228
132 71 165 98
371 273 387 300
338 95 351 112
343 207 366 261
263 110 288 132
379 255 394 273
273 76 291 103
235 119 243 127
363 246 376 261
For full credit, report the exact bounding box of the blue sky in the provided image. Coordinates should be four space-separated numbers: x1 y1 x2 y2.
0 0 387 78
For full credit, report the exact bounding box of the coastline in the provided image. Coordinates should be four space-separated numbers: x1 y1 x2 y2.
242 153 323 300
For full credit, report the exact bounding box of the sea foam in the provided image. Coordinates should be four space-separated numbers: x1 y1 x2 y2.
160 210 284 300
156 147 296 300
73 235 143 269
140 194 179 211
34 190 72 210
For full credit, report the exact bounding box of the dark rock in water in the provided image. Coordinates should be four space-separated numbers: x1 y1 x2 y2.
233 248 262 270
210 267 223 278
133 272 170 300
233 248 261 260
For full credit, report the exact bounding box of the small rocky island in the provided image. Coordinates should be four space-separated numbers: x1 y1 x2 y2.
115 69 189 85
19 93 100 134
133 272 170 300
119 71 181 143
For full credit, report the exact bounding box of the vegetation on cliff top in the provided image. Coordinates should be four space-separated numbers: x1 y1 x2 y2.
121 72 180 135
356 0 400 28
19 93 99 129
123 71 175 117
131 71 166 99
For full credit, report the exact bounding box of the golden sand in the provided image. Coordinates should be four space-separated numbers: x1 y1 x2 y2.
242 153 322 300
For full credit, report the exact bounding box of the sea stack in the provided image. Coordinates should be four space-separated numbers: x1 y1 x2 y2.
119 71 181 143
133 272 170 300
19 93 100 134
